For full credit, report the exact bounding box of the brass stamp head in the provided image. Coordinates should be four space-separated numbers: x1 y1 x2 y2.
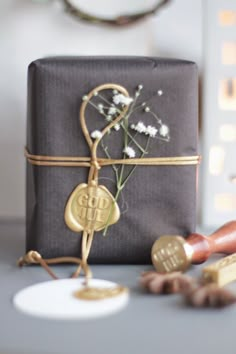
151 236 194 273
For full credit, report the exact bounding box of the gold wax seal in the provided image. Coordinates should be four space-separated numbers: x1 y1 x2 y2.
151 236 193 273
74 286 128 300
65 183 120 232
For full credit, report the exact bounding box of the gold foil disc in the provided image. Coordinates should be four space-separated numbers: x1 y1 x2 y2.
64 183 120 232
74 286 128 301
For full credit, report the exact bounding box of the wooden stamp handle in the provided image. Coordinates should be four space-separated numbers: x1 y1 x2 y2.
187 221 236 264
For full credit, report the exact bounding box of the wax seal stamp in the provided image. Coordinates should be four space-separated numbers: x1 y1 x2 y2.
152 221 236 273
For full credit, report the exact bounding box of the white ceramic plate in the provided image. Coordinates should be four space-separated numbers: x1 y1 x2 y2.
13 278 129 320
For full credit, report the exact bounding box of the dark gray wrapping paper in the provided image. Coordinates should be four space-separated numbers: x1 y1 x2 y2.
26 56 198 264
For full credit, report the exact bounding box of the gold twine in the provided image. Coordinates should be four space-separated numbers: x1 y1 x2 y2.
25 148 201 167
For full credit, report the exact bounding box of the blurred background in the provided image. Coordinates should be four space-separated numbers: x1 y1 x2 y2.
0 0 235 226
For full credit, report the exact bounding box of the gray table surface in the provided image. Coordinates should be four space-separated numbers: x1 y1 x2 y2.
0 220 236 354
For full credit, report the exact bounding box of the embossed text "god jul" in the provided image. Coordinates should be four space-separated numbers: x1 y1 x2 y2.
76 192 110 223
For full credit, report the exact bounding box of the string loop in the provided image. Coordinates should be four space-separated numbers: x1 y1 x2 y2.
18 249 92 282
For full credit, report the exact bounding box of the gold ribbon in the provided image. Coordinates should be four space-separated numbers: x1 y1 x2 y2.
25 148 201 167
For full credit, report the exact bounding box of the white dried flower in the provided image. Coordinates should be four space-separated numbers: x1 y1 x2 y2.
159 124 169 137
144 107 150 112
114 124 120 131
91 130 103 139
138 84 143 90
145 125 158 138
113 95 122 105
157 90 163 96
125 97 133 105
123 146 136 158
108 107 117 115
136 121 147 133
113 94 133 106
113 89 118 94
93 91 98 96
98 103 104 113
106 115 112 122
82 95 88 101
130 121 147 134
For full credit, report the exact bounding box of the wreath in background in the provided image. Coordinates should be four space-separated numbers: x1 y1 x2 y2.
32 0 171 27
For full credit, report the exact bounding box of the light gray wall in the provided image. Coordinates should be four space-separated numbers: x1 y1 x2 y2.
0 0 202 218
201 0 236 227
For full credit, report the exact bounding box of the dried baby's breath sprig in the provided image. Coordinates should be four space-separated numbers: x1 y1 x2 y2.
131 122 159 138
183 284 236 308
130 116 169 141
140 271 194 295
143 108 170 142
83 84 170 236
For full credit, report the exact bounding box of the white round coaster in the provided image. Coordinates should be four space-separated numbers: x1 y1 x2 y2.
13 278 129 320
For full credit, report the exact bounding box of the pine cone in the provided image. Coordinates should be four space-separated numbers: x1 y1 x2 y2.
184 284 236 308
140 271 194 295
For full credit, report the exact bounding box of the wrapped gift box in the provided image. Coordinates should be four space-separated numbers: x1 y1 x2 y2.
26 57 199 263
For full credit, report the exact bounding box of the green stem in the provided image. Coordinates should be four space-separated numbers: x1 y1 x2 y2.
121 137 150 186
102 162 125 237
102 137 150 236
97 93 116 108
101 140 119 185
102 113 129 237
102 184 123 237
